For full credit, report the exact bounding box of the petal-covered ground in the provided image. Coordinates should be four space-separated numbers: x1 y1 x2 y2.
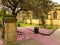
0 27 60 45
17 27 60 45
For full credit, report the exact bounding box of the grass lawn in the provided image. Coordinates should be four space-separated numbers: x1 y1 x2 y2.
38 25 58 30
17 22 58 30
17 22 35 27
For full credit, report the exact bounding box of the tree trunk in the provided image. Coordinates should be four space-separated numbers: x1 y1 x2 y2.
40 14 46 27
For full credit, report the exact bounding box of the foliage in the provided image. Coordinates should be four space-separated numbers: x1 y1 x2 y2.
1 0 54 16
39 14 45 26
29 0 54 26
0 9 4 21
0 8 11 21
29 0 54 15
6 11 11 15
1 0 31 16
39 0 54 26
0 9 4 17
1 0 54 26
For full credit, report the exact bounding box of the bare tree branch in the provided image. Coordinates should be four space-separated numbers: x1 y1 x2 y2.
1 0 33 16
5 5 13 11
7 0 14 7
15 8 27 15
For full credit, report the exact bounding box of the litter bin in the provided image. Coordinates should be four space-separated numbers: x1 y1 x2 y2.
34 27 39 34
18 23 20 27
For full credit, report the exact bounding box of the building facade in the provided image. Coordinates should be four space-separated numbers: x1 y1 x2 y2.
17 5 60 26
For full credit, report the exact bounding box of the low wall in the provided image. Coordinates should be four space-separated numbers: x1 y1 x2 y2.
26 19 41 24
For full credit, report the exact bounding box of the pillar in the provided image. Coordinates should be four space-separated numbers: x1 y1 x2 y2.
4 15 18 45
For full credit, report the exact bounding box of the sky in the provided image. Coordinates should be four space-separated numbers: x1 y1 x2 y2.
52 0 60 4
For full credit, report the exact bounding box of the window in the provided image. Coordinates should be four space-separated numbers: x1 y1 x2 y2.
53 11 57 19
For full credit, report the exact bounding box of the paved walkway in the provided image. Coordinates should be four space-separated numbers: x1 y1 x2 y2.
0 27 60 45
17 27 60 45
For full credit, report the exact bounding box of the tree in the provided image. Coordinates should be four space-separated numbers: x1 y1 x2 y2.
29 0 54 26
1 0 31 16
1 0 54 26
39 0 54 27
28 0 39 24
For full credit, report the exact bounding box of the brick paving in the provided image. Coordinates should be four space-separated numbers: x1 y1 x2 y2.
0 27 60 45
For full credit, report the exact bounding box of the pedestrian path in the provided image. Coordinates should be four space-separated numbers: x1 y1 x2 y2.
19 38 44 45
51 28 60 41
23 27 55 35
0 27 60 45
17 27 60 45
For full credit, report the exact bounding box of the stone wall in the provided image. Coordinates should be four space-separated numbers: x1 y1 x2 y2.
25 19 60 26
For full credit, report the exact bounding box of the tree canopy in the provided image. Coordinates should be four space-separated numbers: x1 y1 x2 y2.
1 0 31 15
1 0 54 16
29 0 54 15
28 0 54 26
